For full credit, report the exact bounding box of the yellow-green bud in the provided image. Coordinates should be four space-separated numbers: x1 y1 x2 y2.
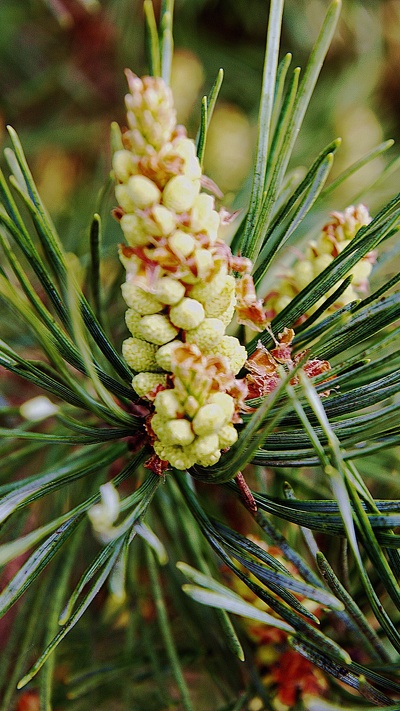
155 340 183 371
204 275 236 325
138 314 179 345
112 149 137 182
183 395 200 419
292 260 314 290
274 294 292 313
211 336 247 375
190 263 228 303
186 318 225 352
348 259 372 285
125 308 142 338
153 276 186 305
121 283 163 315
316 235 335 255
154 388 184 419
180 270 199 285
120 214 149 247
162 175 200 213
150 413 169 439
132 372 167 398
127 175 161 209
192 403 226 436
168 230 196 257
153 440 196 470
208 392 235 422
314 254 333 275
169 297 205 330
218 423 238 449
122 337 159 372
163 418 195 446
196 449 221 467
190 434 219 459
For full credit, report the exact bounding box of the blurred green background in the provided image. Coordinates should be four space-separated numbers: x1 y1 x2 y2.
1 0 400 255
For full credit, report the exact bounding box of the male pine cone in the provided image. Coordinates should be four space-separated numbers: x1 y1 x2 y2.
112 72 248 470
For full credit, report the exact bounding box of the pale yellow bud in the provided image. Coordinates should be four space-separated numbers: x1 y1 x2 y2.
125 74 176 152
153 440 196 469
120 214 149 247
209 336 247 375
127 126 146 153
180 271 200 285
152 205 176 236
218 423 238 449
162 175 200 213
192 403 226 436
154 388 184 419
335 239 352 253
313 254 334 275
132 372 167 398
122 337 159 372
127 175 161 209
169 297 205 330
274 294 292 313
153 276 186 305
112 149 137 182
174 138 202 180
138 314 179 345
190 263 228 303
155 340 183 371
168 230 196 257
115 184 137 213
317 234 335 255
184 154 202 181
118 249 141 273
348 259 372 285
191 193 220 241
186 318 225 352
174 138 198 162
277 280 296 298
164 419 195 446
125 308 142 338
292 260 314 290
194 248 214 280
121 283 163 315
208 392 235 421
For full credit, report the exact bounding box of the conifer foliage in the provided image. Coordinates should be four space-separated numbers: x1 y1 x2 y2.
0 1 399 709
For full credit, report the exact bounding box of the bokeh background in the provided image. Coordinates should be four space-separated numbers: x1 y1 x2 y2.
2 0 400 253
